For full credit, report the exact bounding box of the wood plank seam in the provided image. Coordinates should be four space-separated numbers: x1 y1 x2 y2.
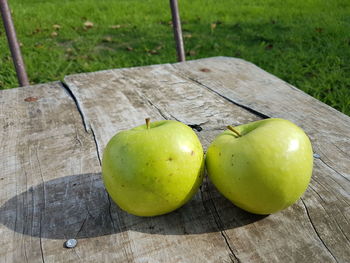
61 81 90 132
203 187 241 263
300 199 338 263
35 146 46 263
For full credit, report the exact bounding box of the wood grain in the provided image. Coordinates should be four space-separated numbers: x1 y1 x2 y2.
1 83 135 262
64 57 350 262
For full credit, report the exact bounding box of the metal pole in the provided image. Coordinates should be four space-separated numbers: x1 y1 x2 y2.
0 0 29 86
169 0 185 62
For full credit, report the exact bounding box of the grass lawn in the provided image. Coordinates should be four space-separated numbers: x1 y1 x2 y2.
1 0 349 115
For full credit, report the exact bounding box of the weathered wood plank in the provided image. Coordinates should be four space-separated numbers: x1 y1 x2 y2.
64 57 350 262
65 70 236 263
0 83 135 262
169 57 350 261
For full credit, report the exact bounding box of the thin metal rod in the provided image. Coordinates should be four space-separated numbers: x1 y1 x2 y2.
169 0 185 62
0 0 29 86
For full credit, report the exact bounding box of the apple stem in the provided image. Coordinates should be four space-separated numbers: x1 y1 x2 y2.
227 125 241 137
146 118 151 129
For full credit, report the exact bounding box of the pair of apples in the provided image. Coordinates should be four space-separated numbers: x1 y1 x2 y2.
102 118 313 216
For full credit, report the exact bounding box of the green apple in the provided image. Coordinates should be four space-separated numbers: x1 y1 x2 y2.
102 119 204 217
206 118 313 215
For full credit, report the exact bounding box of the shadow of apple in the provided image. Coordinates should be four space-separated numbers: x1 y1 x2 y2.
0 173 266 239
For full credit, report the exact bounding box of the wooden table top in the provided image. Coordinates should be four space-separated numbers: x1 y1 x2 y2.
1 57 349 263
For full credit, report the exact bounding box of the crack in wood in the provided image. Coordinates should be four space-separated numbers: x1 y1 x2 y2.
199 184 241 263
314 166 350 199
61 81 90 132
145 97 207 130
300 198 338 263
75 214 88 239
207 197 241 263
23 168 29 263
308 185 350 244
34 147 46 263
107 195 116 232
39 212 45 263
24 239 29 263
90 126 102 166
312 145 350 196
73 249 82 260
332 142 350 158
308 184 326 203
61 81 102 166
146 98 170 120
106 194 135 263
75 127 83 147
187 77 270 119
318 157 350 183
167 64 270 119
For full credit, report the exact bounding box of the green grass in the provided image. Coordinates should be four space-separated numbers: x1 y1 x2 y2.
1 0 349 115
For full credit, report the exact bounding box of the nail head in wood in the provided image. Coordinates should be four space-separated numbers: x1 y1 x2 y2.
65 239 77 248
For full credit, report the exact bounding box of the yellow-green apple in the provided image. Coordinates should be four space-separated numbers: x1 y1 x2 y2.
102 119 204 216
205 118 313 215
